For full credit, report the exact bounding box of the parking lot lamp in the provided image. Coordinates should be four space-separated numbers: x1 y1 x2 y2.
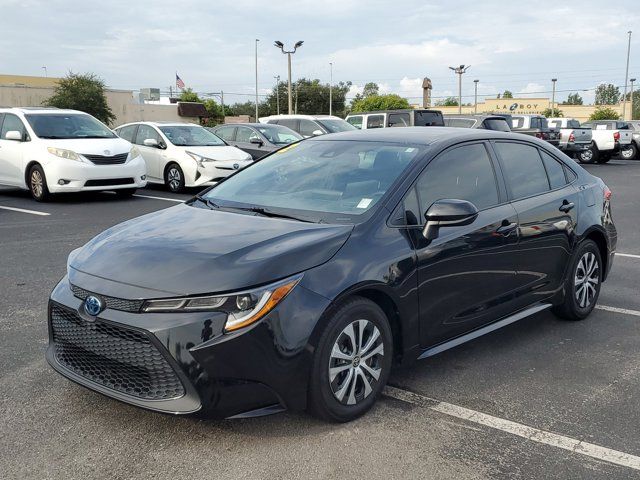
551 78 557 117
449 65 470 114
623 31 632 120
329 62 333 116
274 75 281 115
474 79 479 114
631 78 636 120
255 39 260 121
274 40 304 114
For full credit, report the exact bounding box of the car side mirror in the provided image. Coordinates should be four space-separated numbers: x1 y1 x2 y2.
312 130 324 136
250 137 263 145
5 130 23 141
143 138 159 148
422 199 479 240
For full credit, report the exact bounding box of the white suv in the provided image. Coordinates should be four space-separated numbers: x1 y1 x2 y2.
115 122 253 192
0 107 146 201
258 115 356 137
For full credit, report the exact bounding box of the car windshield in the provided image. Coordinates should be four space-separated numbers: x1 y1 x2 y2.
316 119 357 133
203 140 424 221
256 125 303 145
25 113 116 139
483 118 511 132
158 125 225 146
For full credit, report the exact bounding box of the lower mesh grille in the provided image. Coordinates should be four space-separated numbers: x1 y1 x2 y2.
50 304 184 400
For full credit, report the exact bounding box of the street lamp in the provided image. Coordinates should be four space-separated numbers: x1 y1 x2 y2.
551 78 557 117
449 65 470 114
631 78 636 120
622 31 632 120
473 79 479 114
329 62 333 116
274 40 304 114
274 75 281 115
255 39 259 121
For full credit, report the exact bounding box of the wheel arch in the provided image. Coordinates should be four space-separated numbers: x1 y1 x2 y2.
582 226 610 281
24 160 43 188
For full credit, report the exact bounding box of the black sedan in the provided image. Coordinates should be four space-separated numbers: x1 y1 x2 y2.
47 128 616 422
210 123 303 159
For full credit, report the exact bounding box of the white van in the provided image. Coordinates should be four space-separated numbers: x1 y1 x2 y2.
0 108 146 201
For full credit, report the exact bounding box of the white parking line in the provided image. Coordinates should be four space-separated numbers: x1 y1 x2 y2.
0 205 50 216
616 253 640 259
384 386 640 471
596 305 640 317
132 194 184 203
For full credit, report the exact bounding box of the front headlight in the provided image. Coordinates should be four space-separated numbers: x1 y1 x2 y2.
47 147 80 161
129 146 141 158
186 151 215 166
141 276 301 332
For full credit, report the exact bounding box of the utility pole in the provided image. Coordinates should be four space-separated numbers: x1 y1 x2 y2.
551 78 557 117
274 75 281 115
631 78 636 120
329 62 333 116
473 79 479 114
449 65 470 114
623 31 632 120
295 83 298 114
274 41 304 114
255 39 259 121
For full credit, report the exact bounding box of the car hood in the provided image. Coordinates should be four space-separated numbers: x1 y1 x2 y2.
69 203 353 297
183 145 252 161
42 137 132 155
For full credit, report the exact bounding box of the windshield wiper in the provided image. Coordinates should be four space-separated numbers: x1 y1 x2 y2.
230 206 319 223
193 195 220 210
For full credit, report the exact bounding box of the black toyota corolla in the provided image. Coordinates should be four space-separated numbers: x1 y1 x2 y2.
47 128 617 422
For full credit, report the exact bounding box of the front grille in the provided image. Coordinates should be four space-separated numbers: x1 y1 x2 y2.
84 178 134 187
50 304 185 400
71 284 144 313
82 153 128 165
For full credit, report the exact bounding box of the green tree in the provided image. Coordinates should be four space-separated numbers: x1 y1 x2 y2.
264 78 351 116
562 92 583 105
541 108 564 118
589 106 620 121
178 87 201 103
595 83 620 105
44 72 115 125
434 96 459 107
624 90 640 120
351 82 380 104
502 90 513 99
351 94 411 112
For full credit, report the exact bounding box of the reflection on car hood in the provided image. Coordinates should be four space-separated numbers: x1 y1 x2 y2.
69 204 353 296
182 145 251 160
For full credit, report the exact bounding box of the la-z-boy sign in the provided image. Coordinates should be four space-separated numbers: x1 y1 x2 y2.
491 100 547 113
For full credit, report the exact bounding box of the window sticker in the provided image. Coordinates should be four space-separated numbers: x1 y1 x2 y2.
356 198 373 209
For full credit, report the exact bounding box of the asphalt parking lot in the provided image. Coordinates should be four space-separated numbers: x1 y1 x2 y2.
1 160 640 480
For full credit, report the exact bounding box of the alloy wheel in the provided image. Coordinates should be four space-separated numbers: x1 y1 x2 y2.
574 252 599 308
167 167 181 191
31 170 43 198
580 147 593 163
328 319 384 406
620 146 635 160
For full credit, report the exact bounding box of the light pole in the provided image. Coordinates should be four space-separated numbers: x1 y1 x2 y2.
449 65 470 114
551 78 557 117
631 78 636 120
274 40 303 114
274 75 280 115
255 39 259 121
473 79 479 114
329 62 333 116
623 31 632 120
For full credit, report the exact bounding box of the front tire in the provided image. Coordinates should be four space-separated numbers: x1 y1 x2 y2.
578 143 598 164
307 297 393 422
164 163 185 193
553 240 602 321
28 164 50 202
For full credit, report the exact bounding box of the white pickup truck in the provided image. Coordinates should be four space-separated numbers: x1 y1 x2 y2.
578 120 633 164
547 118 592 158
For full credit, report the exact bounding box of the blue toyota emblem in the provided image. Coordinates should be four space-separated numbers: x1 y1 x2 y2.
84 295 103 316
233 163 239 170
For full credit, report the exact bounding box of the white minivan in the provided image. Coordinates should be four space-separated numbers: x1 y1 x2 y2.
0 107 147 201
115 122 253 192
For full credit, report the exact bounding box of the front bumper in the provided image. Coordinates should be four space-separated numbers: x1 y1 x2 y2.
44 156 147 193
46 274 330 418
189 159 252 187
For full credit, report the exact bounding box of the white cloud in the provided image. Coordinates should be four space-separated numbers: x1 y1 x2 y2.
519 83 547 95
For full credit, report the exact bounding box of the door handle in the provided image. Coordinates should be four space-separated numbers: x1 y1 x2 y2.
496 222 518 236
559 200 575 213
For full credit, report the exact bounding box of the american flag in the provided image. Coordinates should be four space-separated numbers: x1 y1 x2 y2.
176 73 185 89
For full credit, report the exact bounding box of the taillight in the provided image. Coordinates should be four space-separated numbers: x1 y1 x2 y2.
604 186 612 201
614 131 620 141
535 132 544 139
569 132 575 142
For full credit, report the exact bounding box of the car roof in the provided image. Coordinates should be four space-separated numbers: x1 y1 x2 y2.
444 114 503 120
214 123 281 128
116 121 199 128
260 114 344 121
0 107 89 115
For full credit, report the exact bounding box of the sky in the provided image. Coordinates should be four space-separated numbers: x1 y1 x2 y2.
1 0 638 106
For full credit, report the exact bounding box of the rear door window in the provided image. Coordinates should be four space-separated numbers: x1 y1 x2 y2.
388 113 410 127
494 142 550 199
366 115 385 129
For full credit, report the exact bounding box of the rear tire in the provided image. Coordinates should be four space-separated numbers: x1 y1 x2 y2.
164 163 185 193
307 297 393 422
620 143 637 160
28 164 50 202
553 240 602 321
578 144 598 164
